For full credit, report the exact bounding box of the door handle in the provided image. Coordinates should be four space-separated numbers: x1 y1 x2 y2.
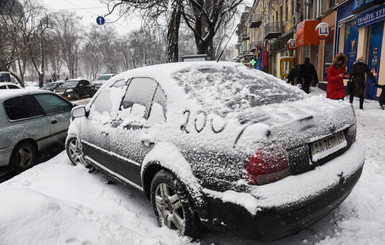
101 132 109 136
141 138 154 147
50 119 57 124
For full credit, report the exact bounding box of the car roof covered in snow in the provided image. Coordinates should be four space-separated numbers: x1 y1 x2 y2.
105 61 304 116
0 89 55 101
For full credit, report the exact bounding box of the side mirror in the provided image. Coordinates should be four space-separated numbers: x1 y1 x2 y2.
71 106 87 120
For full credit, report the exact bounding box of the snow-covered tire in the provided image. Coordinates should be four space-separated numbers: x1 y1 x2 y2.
66 137 88 167
10 141 36 172
150 170 202 239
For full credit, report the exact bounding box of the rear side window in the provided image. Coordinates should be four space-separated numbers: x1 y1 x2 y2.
121 78 158 119
34 94 72 114
8 85 20 89
3 95 45 120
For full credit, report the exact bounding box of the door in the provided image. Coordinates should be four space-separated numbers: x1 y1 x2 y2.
80 79 129 171
109 77 167 186
33 93 73 145
366 21 383 99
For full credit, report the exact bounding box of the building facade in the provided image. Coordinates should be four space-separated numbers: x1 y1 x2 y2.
236 0 385 99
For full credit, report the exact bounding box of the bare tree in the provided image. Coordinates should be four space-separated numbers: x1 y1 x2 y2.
104 0 243 61
52 12 83 78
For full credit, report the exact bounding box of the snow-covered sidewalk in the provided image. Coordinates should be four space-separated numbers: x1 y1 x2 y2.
0 88 384 245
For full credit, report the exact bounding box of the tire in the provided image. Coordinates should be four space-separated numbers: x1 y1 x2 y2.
66 137 88 166
73 93 80 100
150 170 202 238
10 141 36 172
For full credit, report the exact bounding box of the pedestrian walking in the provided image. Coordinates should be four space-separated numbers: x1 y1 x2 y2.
300 57 318 93
327 53 350 100
287 65 301 85
349 56 377 109
373 82 385 109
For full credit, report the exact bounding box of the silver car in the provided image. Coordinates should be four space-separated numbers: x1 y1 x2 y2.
0 90 73 172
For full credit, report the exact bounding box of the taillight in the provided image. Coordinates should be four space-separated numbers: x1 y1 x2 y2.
244 144 290 185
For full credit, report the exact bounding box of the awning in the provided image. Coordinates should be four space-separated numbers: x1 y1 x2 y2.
296 20 320 47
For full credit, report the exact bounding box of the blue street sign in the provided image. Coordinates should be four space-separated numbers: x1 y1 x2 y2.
96 16 105 25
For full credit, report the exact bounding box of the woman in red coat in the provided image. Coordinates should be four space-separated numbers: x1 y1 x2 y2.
327 53 350 100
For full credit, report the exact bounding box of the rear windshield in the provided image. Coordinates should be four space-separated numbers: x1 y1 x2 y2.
174 65 303 114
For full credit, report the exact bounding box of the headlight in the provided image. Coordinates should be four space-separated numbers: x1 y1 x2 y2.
66 89 73 92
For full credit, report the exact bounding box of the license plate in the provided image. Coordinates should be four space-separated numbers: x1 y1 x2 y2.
310 132 347 162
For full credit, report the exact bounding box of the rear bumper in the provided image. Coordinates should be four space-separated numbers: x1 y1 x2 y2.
200 166 362 241
196 142 365 241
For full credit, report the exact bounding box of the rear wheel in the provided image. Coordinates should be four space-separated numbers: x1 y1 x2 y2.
10 141 36 172
150 170 202 238
66 137 88 166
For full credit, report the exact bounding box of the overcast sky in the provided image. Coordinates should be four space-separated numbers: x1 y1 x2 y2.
39 0 141 34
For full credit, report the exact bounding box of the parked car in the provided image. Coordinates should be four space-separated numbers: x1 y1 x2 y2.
41 81 64 91
91 74 115 91
66 62 365 241
54 79 94 100
0 82 22 89
0 89 74 172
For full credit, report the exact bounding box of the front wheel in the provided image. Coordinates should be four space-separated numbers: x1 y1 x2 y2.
66 137 88 166
150 170 202 238
10 141 36 172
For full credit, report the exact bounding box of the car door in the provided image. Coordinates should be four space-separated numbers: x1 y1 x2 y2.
2 95 51 149
33 93 73 145
79 80 93 97
109 77 167 186
79 78 128 171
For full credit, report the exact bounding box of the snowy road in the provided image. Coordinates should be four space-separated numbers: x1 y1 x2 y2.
0 90 384 245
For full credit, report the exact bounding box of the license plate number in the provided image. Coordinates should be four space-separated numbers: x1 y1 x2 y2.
310 132 347 162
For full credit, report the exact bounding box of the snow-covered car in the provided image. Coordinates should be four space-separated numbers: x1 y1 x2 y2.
66 62 365 241
0 90 74 172
54 79 94 100
91 74 115 91
0 82 22 89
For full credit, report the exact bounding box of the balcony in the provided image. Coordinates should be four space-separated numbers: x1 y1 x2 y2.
264 22 282 39
249 14 262 28
242 30 250 40
249 41 263 52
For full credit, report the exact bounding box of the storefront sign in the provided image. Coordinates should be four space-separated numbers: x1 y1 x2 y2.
315 22 331 39
356 4 385 28
352 0 376 14
287 39 296 50
296 20 320 47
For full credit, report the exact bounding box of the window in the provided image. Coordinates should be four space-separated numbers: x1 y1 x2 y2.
148 85 167 122
0 85 6 89
121 78 158 119
8 85 19 89
34 94 72 114
90 78 127 118
4 95 45 121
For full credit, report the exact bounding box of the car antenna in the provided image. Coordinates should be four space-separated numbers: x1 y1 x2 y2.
216 25 238 62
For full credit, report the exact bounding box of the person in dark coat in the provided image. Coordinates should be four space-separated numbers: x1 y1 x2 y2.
327 53 350 100
300 57 318 93
287 65 300 85
373 83 385 109
349 56 377 109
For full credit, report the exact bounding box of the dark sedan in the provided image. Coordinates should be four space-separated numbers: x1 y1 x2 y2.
41 81 64 92
66 62 364 241
54 79 94 100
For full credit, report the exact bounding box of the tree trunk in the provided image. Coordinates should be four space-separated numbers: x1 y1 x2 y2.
166 1 182 63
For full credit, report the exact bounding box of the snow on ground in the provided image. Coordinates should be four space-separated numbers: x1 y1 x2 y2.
0 87 384 245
